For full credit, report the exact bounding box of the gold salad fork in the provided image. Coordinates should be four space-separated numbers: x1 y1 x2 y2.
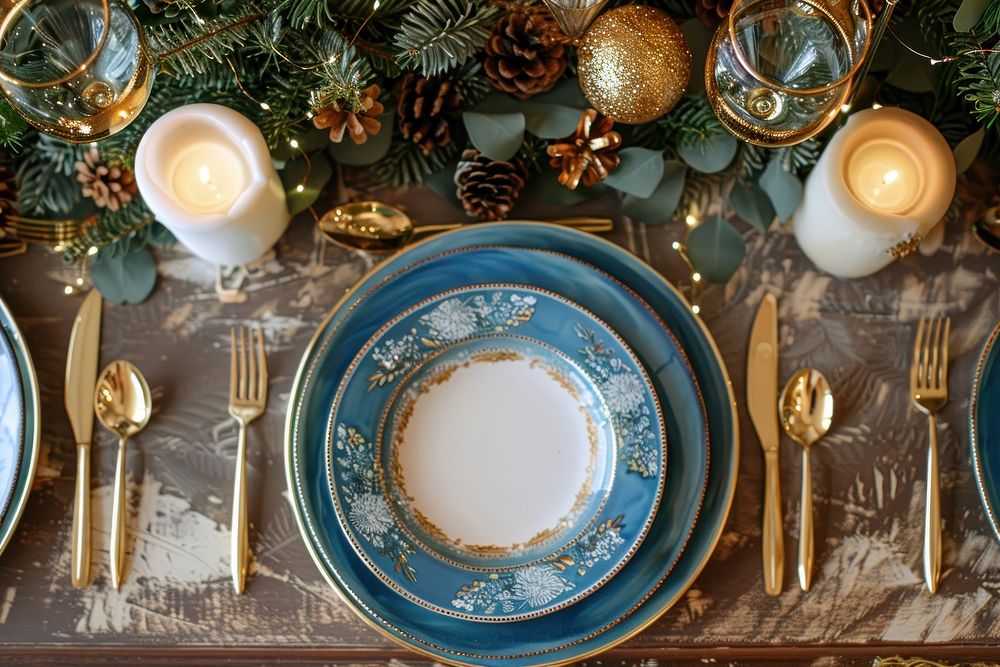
228 327 268 594
910 316 950 594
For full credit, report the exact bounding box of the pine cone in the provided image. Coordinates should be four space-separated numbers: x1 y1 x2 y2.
546 109 622 190
454 149 526 221
396 74 462 156
74 147 137 212
694 0 733 28
313 84 384 145
483 7 568 100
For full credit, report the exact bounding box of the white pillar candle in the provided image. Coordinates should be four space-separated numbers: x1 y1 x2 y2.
792 107 956 279
134 103 288 266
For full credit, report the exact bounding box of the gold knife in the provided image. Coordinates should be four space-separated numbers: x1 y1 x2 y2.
65 290 102 588
747 292 783 596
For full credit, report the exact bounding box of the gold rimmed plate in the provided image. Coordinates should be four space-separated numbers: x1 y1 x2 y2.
326 285 667 622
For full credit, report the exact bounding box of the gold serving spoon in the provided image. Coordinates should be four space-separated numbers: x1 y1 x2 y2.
318 201 613 254
94 360 152 590
779 368 834 592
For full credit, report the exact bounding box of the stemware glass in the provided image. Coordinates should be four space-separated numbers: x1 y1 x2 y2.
705 0 871 147
542 0 610 40
0 0 155 142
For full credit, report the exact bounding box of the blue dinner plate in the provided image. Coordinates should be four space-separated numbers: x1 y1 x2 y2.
327 284 667 622
286 223 737 665
972 321 1000 541
0 295 39 558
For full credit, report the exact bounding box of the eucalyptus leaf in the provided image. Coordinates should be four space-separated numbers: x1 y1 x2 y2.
729 180 775 232
953 126 985 174
424 159 462 208
687 215 745 284
327 112 395 166
529 77 589 108
678 132 738 174
280 151 333 216
523 104 583 139
90 245 158 305
604 147 665 198
462 111 525 161
622 160 686 224
758 158 803 222
680 19 713 97
524 171 605 207
954 0 990 31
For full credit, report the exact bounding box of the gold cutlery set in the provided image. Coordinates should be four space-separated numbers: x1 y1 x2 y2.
748 295 951 595
64 291 268 592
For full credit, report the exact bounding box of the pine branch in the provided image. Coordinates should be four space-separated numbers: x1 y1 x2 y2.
393 0 501 76
0 100 27 152
64 201 156 262
15 133 82 215
147 5 265 76
633 97 728 151
372 138 455 185
952 30 1000 128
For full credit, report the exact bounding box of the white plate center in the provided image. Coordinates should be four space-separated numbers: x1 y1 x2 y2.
396 356 594 551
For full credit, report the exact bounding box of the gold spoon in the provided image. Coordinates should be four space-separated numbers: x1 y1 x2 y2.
318 200 614 254
779 368 834 592
94 360 152 590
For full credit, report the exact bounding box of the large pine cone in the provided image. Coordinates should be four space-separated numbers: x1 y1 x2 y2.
454 149 526 221
694 0 733 28
483 7 568 100
396 74 462 156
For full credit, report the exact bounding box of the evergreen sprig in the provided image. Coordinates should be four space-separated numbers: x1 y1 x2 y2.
393 0 501 76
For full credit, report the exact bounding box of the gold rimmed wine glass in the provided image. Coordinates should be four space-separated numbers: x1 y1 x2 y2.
0 0 155 142
705 0 872 147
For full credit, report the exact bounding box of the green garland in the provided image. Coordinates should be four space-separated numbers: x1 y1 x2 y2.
0 0 996 303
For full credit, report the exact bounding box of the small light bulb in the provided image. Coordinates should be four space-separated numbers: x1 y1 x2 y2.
289 139 300 149
872 102 883 110
685 214 698 227
671 241 681 250
692 304 701 314
692 272 701 283
76 278 84 286
295 184 305 193
87 246 99 256
840 104 851 114
260 102 270 111
64 285 74 295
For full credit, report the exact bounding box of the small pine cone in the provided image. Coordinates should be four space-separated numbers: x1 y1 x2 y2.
0 159 17 228
313 84 384 145
546 109 622 190
454 148 527 221
74 147 137 212
483 7 568 100
694 0 733 28
396 74 462 156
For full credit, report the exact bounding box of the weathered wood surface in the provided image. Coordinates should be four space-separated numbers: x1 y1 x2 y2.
0 189 998 663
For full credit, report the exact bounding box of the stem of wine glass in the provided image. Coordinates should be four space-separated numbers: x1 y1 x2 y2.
843 0 900 114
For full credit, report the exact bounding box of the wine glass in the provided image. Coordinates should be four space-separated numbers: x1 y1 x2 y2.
705 0 872 147
542 0 610 40
0 0 155 142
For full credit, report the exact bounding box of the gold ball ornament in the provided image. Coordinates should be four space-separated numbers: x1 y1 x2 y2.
577 6 692 125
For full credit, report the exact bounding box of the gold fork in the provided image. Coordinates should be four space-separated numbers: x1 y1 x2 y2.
228 327 268 594
910 316 950 594
6 216 80 249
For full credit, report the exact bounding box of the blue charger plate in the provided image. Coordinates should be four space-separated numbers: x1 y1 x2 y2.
971 321 1000 541
0 295 39 558
285 223 737 665
327 284 667 622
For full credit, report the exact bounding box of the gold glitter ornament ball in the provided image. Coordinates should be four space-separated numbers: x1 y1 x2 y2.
577 6 692 124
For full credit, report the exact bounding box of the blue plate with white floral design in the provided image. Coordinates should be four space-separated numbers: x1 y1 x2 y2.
971 321 1000 542
0 294 39 559
286 223 736 666
327 285 666 622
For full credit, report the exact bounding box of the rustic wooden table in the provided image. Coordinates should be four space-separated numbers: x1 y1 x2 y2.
0 188 998 665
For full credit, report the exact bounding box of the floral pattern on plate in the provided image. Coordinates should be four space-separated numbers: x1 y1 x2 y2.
451 515 626 616
368 292 536 390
